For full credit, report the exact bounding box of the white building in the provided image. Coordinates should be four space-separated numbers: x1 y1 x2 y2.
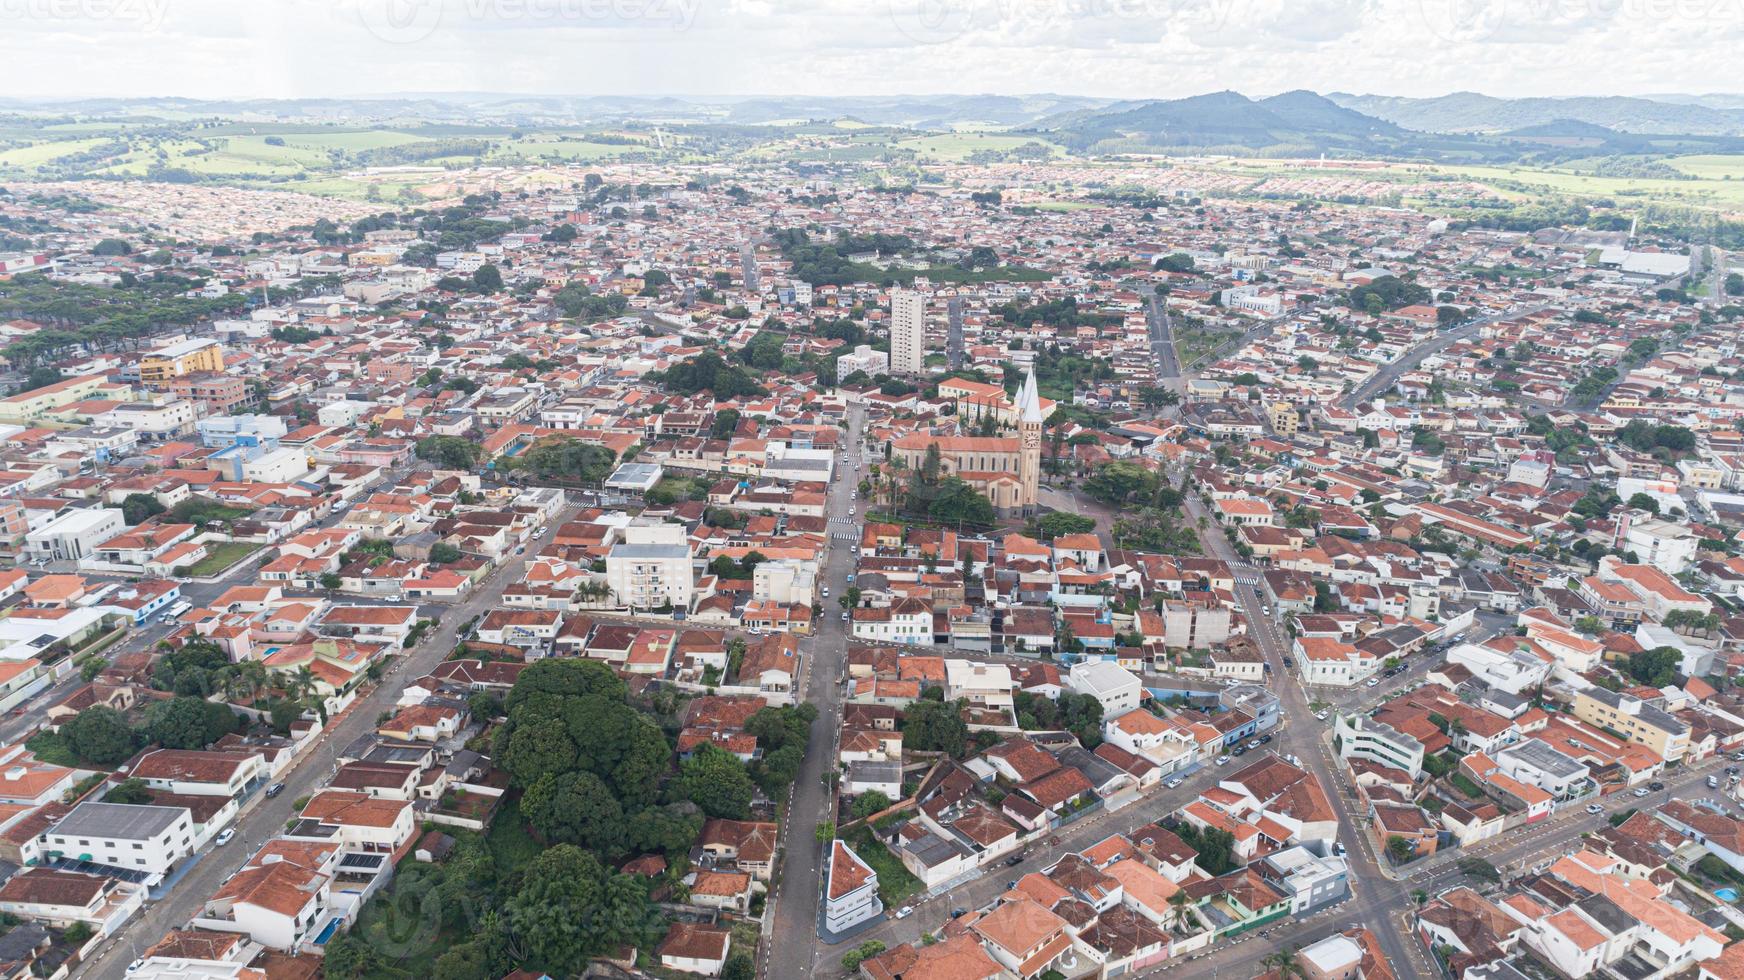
24 508 125 562
606 523 695 612
1067 661 1142 719
824 839 882 933
889 288 926 376
943 659 1015 711
1333 714 1425 779
1445 642 1553 696
836 344 891 382
42 802 195 885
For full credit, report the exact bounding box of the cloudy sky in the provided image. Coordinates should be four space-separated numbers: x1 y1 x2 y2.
1 0 1736 101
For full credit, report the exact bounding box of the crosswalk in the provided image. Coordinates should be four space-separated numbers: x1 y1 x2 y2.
1234 569 1262 586
831 531 857 541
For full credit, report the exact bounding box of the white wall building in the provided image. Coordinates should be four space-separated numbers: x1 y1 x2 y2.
889 288 926 376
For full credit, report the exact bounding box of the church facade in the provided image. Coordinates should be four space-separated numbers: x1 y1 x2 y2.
889 369 1045 518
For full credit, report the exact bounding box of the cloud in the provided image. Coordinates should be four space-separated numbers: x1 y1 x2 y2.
0 0 1728 99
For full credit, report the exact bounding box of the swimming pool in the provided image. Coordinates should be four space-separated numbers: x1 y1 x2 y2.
1716 887 1739 902
313 917 342 945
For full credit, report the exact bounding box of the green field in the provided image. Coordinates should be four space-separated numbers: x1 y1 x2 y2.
1668 154 1744 180
893 132 1063 160
182 541 262 578
0 137 110 168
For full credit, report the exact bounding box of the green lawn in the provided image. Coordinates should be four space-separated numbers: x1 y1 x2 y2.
181 541 261 578
843 826 921 907
1667 154 1744 180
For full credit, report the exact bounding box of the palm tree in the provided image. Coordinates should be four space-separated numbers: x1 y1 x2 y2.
1262 949 1304 978
1166 889 1193 935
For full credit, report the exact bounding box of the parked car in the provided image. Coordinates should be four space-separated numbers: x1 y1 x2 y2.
1315 710 1329 721
1584 803 1604 815
1649 781 1666 792
1709 776 1721 788
1164 775 1185 789
1633 787 1651 797
1364 678 1380 688
1215 755 1232 766
1258 734 1273 744
1004 854 1024 867
894 906 913 919
215 828 235 845
265 782 286 798
950 908 967 919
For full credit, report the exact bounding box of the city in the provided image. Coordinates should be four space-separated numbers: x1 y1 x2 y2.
0 5 1742 980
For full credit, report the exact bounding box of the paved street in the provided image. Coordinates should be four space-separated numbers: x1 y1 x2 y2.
74 504 579 978
764 402 862 979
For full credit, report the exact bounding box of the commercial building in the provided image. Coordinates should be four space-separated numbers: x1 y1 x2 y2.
41 802 196 885
1333 713 1425 779
24 508 126 562
139 337 225 383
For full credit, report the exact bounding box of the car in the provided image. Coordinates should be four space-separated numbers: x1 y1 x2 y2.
1728 766 1739 776
1215 755 1232 766
1246 739 1262 750
1585 803 1604 815
1258 734 1273 744
841 611 850 622
1633 787 1651 797
821 587 830 598
1315 710 1329 721
1164 775 1185 789
950 907 967 919
1232 746 1247 757
1710 776 1721 788
1364 678 1380 688
215 828 235 845
265 782 286 798
894 906 913 919
1004 854 1024 867
1006 880 1017 890
1649 781 1665 792
1332 842 1346 857
127 962 145 975
848 507 855 516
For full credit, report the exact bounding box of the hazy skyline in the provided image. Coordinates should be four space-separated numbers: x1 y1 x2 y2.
0 0 1737 102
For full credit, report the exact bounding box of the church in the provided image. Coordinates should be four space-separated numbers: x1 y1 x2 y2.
889 368 1044 517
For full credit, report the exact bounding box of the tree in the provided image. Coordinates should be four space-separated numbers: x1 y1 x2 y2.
1626 492 1660 514
415 435 482 470
429 542 463 564
902 698 969 757
710 408 741 439
19 365 63 392
523 770 627 855
674 745 755 819
104 778 152 804
1386 835 1418 864
842 941 887 972
144 697 242 750
1033 511 1096 541
1626 647 1682 687
63 706 138 765
851 791 892 820
121 493 167 526
92 238 132 256
1082 460 1159 505
926 478 996 527
722 954 755 980
504 845 658 976
471 263 503 293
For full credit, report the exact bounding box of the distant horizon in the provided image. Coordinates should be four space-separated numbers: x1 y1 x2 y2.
2 0 1737 103
2 89 1742 105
